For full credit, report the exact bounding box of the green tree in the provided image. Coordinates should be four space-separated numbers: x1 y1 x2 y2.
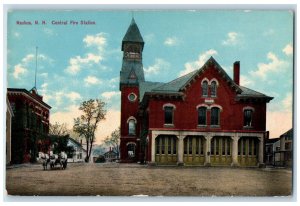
49 122 69 136
73 99 106 162
104 127 120 157
49 135 75 158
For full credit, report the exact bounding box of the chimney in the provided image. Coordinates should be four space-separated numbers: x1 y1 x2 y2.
233 61 240 85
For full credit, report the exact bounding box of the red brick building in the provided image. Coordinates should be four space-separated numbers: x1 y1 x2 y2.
119 19 273 166
7 88 51 163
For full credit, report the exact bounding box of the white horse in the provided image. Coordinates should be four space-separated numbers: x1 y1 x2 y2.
49 151 59 169
49 151 68 170
59 151 68 170
38 152 50 170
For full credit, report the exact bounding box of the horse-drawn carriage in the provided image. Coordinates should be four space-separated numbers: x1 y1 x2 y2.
38 151 68 170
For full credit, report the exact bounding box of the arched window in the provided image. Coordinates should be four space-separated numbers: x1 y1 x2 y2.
128 119 136 135
211 81 217 97
211 107 220 126
202 81 208 96
198 107 207 125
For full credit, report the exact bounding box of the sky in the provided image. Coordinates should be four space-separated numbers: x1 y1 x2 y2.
6 10 294 144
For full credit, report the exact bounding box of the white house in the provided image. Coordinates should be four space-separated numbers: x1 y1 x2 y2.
67 137 86 163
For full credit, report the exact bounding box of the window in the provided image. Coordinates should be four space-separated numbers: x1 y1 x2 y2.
244 109 253 127
202 81 208 96
198 107 207 125
128 119 136 135
211 81 217 97
164 106 174 124
128 93 137 102
211 107 220 126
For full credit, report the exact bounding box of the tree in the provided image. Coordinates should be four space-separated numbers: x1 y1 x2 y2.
49 122 69 136
73 99 106 162
104 127 120 157
49 135 75 158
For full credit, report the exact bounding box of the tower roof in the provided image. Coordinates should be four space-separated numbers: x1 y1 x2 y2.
122 18 144 51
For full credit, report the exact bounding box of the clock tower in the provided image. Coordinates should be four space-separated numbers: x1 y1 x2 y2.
119 18 144 162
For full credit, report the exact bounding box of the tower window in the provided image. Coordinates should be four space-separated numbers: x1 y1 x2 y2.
128 119 136 135
128 93 137 102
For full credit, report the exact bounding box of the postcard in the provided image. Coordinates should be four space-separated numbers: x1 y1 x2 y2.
5 9 293 198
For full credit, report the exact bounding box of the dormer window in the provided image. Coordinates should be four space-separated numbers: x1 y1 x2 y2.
202 81 208 97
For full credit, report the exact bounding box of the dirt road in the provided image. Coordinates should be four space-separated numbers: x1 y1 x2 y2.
6 163 292 196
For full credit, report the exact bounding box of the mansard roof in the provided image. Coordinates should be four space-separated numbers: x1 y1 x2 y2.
122 18 144 51
139 56 273 103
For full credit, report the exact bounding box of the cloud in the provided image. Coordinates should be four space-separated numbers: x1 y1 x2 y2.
144 33 155 42
178 49 218 77
50 105 81 129
21 54 35 64
250 52 288 80
65 91 81 102
222 32 240 46
84 75 102 85
65 33 107 75
14 32 20 38
240 75 253 87
282 92 292 112
282 43 293 56
65 53 102 75
144 58 170 76
164 37 178 46
263 29 275 36
83 32 107 52
43 28 56 36
13 64 27 79
101 91 120 100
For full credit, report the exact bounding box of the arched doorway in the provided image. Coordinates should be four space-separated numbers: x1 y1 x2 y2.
183 136 205 165
126 142 136 160
238 137 258 166
210 136 232 165
155 135 178 164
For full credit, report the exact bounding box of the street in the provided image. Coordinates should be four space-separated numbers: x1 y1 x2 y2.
6 163 292 196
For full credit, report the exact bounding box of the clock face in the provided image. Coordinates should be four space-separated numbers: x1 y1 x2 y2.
128 93 137 102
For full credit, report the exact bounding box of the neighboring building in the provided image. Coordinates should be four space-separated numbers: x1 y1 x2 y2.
6 97 14 165
119 18 273 167
67 137 86 163
265 137 280 165
103 148 118 162
274 129 293 167
7 88 51 164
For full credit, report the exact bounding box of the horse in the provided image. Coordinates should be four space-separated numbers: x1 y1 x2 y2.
38 152 50 170
59 151 68 170
49 151 68 170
